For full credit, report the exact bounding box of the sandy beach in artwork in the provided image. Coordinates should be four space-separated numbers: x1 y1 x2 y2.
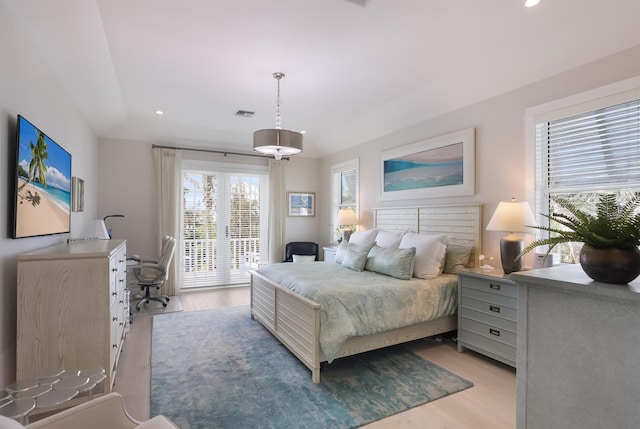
15 180 69 237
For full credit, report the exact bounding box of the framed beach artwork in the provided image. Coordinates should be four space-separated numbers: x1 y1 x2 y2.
288 192 315 217
13 115 72 239
380 127 475 200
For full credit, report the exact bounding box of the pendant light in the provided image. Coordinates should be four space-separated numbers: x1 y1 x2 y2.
253 72 303 160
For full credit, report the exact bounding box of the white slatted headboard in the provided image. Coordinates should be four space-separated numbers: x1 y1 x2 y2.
373 204 482 267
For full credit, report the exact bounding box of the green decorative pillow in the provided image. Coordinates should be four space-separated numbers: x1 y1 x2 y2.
335 240 375 265
443 245 474 274
341 247 369 272
365 245 416 280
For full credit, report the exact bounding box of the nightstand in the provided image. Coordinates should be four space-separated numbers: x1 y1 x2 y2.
457 268 517 367
323 245 338 262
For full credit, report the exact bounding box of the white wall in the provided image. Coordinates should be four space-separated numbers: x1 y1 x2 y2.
319 46 640 267
0 4 98 387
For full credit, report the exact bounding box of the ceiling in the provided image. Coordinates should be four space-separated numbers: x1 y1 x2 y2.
5 0 640 158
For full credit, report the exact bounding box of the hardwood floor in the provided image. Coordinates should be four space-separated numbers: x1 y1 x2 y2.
113 286 516 428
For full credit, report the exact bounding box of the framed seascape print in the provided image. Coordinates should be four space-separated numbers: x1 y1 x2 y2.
288 192 315 217
380 127 475 200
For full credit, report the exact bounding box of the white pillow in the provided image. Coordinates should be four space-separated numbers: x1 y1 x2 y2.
292 254 315 263
399 232 449 279
374 230 405 248
348 229 378 246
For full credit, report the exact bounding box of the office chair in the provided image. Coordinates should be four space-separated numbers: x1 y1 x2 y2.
283 242 319 262
131 236 176 310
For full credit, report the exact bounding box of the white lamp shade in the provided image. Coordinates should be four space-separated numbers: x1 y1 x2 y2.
336 208 358 226
486 201 537 233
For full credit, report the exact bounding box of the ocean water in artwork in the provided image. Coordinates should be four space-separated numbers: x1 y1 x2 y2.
384 142 464 192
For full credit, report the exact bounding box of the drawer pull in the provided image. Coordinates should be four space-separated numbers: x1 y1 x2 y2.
489 305 501 313
489 328 501 337
489 283 501 290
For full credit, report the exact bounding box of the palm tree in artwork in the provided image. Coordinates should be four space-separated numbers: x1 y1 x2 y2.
28 131 49 187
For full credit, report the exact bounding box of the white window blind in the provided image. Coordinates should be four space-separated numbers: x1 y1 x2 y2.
330 159 359 241
538 99 640 196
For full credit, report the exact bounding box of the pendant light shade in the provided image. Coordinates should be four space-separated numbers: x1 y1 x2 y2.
253 72 303 160
253 129 303 160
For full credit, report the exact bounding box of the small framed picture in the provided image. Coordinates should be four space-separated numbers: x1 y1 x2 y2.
288 192 315 217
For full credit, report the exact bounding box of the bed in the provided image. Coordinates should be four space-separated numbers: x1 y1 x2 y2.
250 203 482 383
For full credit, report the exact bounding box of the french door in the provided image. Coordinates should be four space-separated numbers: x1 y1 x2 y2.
180 161 268 289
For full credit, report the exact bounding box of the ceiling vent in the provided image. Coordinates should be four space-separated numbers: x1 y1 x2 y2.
235 110 255 118
344 0 372 6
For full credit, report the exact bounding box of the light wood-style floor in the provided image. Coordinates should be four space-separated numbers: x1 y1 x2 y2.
113 286 516 428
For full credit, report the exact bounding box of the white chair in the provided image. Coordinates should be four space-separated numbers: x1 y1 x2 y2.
0 393 178 429
130 237 176 311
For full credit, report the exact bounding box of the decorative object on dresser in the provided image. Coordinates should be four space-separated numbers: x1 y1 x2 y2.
457 268 517 367
486 198 537 274
16 240 129 393
517 193 640 284
151 305 473 429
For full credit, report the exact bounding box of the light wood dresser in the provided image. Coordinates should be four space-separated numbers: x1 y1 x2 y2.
17 239 129 392
457 268 517 367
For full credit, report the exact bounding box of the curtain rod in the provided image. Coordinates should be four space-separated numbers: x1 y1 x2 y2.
151 144 289 160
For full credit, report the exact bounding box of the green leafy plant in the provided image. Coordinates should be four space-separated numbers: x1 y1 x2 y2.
518 193 640 259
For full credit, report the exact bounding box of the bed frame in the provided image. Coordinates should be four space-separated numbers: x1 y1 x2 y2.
250 203 482 383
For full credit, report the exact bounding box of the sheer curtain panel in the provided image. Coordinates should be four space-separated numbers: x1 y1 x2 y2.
153 147 182 296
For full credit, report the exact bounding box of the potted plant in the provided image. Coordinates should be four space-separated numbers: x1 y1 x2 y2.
518 193 640 284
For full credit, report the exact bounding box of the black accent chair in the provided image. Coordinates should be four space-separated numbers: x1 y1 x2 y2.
283 242 319 262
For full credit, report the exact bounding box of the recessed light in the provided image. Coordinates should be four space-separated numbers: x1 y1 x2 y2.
525 0 540 7
300 130 307 134
155 110 164 115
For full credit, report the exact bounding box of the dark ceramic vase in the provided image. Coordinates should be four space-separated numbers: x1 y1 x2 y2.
579 243 640 285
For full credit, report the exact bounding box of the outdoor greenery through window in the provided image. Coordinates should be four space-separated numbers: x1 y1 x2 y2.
181 168 268 288
535 98 640 262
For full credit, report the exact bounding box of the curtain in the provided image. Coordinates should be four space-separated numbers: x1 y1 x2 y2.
268 159 285 263
153 147 182 295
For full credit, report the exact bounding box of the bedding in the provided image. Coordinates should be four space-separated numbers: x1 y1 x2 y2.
256 262 458 362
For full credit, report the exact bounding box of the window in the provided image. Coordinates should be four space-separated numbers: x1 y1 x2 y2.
528 77 640 262
180 160 268 288
330 158 359 241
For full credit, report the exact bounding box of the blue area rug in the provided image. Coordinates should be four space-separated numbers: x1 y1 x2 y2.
151 305 472 429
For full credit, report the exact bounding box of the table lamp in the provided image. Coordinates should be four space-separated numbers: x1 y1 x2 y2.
337 208 358 242
486 198 537 273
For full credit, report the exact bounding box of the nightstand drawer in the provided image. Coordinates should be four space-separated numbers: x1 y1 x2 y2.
460 296 517 322
461 276 517 298
458 330 517 363
461 288 517 311
460 317 517 348
460 304 517 330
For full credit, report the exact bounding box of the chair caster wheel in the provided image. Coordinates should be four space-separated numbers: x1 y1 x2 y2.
162 303 168 307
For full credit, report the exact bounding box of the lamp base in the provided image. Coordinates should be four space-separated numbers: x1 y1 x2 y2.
500 233 524 274
343 229 353 242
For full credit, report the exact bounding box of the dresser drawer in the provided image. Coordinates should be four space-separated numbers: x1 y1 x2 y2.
460 276 517 298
